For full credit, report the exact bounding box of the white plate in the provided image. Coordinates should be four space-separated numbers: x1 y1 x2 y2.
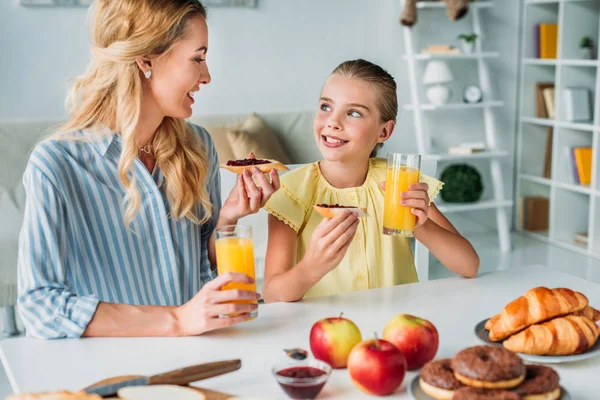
474 318 600 364
408 374 571 400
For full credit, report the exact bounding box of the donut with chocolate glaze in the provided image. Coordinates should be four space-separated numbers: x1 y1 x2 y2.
452 387 521 400
513 365 561 400
419 359 464 400
451 345 526 389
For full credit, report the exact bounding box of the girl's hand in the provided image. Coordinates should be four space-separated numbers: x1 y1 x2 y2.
220 153 281 223
174 272 261 336
380 181 430 228
302 210 359 278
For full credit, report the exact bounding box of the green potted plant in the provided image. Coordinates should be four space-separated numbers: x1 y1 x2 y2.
457 33 478 54
580 36 594 59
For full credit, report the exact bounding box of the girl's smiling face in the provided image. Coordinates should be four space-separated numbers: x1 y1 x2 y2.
313 74 394 163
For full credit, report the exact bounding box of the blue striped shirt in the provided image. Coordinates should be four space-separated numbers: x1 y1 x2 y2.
17 124 220 339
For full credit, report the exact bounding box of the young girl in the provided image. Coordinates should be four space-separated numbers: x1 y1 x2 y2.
262 59 479 302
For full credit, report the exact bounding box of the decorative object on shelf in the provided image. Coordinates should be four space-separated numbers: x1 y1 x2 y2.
458 33 479 54
421 45 460 54
574 232 589 246
579 36 594 60
462 84 483 103
562 87 591 122
400 0 470 27
535 82 554 119
448 142 485 155
537 23 558 59
423 61 454 105
439 164 483 203
518 196 549 232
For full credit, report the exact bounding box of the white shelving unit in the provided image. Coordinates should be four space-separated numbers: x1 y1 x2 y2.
401 0 512 253
516 0 600 259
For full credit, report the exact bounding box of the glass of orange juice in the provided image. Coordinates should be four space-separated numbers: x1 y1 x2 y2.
215 225 258 319
383 153 421 237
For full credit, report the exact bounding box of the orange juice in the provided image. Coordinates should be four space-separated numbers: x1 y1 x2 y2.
215 237 257 318
383 166 420 236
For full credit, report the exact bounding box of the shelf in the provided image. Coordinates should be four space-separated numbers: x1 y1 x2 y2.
526 0 559 4
436 199 513 213
554 181 593 195
523 58 557 65
561 59 598 67
520 118 595 131
520 174 552 186
431 150 510 161
404 101 504 111
404 52 500 61
521 117 555 127
417 1 493 9
555 120 595 131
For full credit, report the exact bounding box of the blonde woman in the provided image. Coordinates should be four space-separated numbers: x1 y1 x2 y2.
17 0 279 339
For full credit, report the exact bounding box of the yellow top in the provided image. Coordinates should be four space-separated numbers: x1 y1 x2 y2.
264 158 444 299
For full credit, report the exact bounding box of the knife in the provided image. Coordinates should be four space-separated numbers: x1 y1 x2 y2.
83 359 241 397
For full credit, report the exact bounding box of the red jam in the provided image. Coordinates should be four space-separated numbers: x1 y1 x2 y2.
226 158 271 166
315 204 355 209
276 366 328 399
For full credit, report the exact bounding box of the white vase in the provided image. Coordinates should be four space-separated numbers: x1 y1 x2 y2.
426 85 451 105
460 41 475 54
580 47 593 59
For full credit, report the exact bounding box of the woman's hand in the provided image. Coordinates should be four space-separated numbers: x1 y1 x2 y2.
380 181 430 229
301 210 359 279
174 272 260 336
219 153 281 224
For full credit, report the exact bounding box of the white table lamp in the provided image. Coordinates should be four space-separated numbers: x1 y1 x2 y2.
423 61 454 105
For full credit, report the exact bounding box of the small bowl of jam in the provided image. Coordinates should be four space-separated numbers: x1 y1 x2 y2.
272 359 331 399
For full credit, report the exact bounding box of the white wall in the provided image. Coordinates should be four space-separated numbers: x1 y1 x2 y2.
0 0 521 233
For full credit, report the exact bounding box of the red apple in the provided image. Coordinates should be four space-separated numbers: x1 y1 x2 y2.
382 314 439 370
347 338 407 396
309 314 362 368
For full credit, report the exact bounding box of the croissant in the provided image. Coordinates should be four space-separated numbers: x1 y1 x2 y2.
573 305 600 322
489 287 588 342
485 305 599 332
503 315 599 355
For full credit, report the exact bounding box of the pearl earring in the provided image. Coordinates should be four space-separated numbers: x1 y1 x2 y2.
144 70 152 79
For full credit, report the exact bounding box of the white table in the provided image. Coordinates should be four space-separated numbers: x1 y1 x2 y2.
1 265 599 399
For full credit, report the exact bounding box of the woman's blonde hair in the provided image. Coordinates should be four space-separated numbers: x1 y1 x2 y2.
330 59 398 158
53 0 212 227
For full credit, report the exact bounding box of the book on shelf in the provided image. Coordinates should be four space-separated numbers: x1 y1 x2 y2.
543 128 553 179
574 232 588 246
538 23 558 59
448 142 486 155
535 82 554 119
562 87 591 122
542 87 555 119
519 196 549 232
572 147 593 185
421 45 460 54
562 146 593 185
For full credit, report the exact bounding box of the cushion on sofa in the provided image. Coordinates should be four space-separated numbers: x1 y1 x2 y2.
226 113 292 164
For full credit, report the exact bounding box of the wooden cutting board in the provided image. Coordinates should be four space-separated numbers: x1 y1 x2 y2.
87 375 234 399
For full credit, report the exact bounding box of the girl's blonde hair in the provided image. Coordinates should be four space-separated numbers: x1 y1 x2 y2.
53 0 212 227
330 59 398 158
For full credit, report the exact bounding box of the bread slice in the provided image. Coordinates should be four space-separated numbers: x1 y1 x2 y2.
221 159 289 174
313 204 368 218
6 391 102 400
118 385 206 400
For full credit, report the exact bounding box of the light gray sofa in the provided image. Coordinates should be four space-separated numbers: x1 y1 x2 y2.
0 111 319 336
